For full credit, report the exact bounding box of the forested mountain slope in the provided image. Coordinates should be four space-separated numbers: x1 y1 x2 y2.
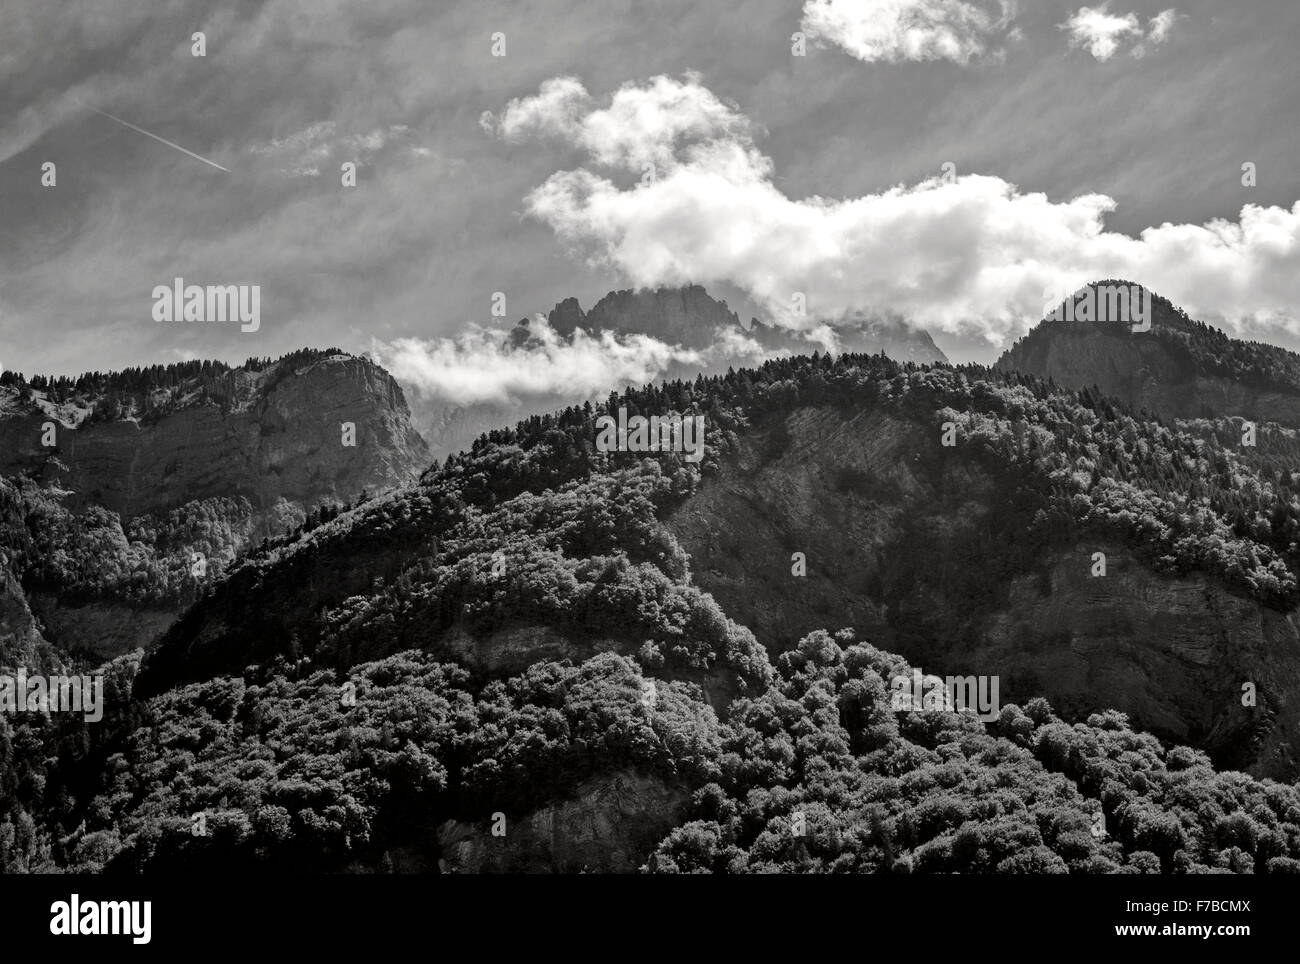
10 335 1300 874
136 351 1300 778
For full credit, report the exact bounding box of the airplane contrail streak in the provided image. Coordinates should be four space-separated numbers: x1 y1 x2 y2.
74 100 229 172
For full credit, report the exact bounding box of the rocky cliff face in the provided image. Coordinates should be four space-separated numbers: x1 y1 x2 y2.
0 351 430 660
0 353 429 522
549 284 743 348
668 404 1300 780
0 563 51 670
436 769 687 873
979 541 1299 778
550 284 948 364
407 394 546 465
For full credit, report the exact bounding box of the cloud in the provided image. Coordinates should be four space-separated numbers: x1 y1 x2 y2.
1147 8 1179 44
480 76 591 142
1062 5 1178 61
1062 6 1140 61
484 72 754 174
712 325 791 362
494 74 1300 346
372 317 706 406
799 0 1018 65
246 121 415 177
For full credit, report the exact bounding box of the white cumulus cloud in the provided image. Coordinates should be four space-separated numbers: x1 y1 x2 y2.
483 72 754 174
1063 5 1179 61
491 73 1300 346
799 0 1018 65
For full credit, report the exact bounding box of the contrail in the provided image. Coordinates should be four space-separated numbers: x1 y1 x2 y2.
74 100 229 172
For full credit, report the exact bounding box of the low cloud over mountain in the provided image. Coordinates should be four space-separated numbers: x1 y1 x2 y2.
374 317 706 408
488 72 1300 348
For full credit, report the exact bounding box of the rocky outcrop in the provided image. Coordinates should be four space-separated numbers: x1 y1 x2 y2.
667 407 947 650
549 284 741 349
0 353 430 523
436 769 687 873
833 317 948 365
549 284 948 363
0 352 430 659
0 565 49 669
975 541 1300 779
27 593 175 662
0 480 52 668
669 404 1300 779
545 296 587 336
998 324 1300 425
407 393 538 464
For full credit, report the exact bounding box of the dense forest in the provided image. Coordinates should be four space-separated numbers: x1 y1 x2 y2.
7 348 1300 872
7 634 1300 873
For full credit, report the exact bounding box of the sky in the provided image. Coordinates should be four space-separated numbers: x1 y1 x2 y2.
2 0 1299 394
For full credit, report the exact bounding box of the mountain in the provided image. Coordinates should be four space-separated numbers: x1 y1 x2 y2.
996 280 1300 426
409 284 948 457
408 394 544 467
547 285 742 349
15 291 1300 875
4 347 1282 875
133 344 1300 780
550 283 947 364
11 337 1300 874
0 349 429 662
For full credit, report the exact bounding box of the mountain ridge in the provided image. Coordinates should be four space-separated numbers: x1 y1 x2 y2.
996 280 1300 426
12 289 1300 875
0 348 429 663
133 341 1300 779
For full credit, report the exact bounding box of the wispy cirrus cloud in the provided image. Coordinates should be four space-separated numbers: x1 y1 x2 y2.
246 121 415 177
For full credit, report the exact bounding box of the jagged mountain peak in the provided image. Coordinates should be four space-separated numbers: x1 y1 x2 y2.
544 284 948 362
547 283 740 348
412 284 948 460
